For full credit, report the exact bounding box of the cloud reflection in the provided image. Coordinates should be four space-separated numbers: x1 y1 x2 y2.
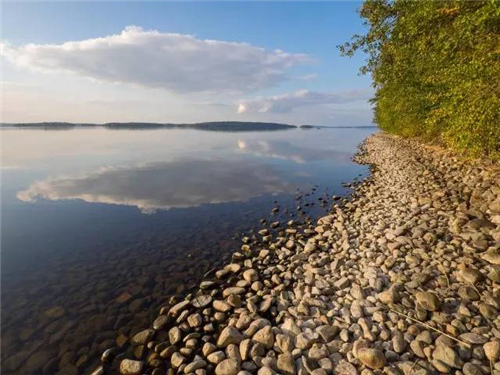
17 159 294 213
237 140 352 164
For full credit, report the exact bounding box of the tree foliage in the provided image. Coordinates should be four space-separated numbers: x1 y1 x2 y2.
340 0 500 159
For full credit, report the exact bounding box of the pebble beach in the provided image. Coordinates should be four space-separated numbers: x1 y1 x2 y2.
94 132 500 375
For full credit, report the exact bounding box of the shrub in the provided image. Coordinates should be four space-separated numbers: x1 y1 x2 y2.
340 0 500 159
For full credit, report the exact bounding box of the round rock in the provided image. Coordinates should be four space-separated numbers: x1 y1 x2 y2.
357 348 386 369
415 291 440 311
215 358 240 375
119 359 143 375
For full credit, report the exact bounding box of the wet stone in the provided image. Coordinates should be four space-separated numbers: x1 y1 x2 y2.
192 295 213 309
69 133 500 375
132 329 155 345
152 315 168 330
44 306 66 318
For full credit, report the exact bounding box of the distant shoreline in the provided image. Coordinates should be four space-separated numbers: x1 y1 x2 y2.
0 121 377 132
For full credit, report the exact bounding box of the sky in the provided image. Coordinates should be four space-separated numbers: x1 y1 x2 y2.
1 1 373 126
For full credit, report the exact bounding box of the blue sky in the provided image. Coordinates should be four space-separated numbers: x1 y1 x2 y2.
2 2 372 125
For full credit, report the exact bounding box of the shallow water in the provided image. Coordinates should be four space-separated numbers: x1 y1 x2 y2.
1 126 374 374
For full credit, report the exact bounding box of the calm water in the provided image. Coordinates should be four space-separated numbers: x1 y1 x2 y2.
1 126 374 374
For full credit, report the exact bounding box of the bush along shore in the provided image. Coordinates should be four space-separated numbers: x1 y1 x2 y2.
340 1 500 159
93 133 500 375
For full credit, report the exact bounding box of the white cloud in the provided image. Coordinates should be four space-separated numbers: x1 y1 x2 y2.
1 26 309 94
237 89 372 114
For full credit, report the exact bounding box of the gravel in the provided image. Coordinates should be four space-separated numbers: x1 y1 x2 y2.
94 133 500 374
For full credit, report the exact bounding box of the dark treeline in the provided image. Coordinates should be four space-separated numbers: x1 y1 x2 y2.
6 121 297 132
341 0 500 159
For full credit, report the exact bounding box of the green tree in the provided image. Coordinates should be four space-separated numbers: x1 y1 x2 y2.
340 0 500 159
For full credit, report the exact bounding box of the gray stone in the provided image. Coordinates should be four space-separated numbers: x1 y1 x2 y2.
132 329 155 345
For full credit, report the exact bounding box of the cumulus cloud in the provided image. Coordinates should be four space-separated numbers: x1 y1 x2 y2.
237 89 372 114
1 26 309 94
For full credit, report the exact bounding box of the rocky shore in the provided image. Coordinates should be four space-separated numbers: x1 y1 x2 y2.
94 133 500 375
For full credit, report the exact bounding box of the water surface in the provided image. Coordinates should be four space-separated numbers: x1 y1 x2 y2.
1 126 373 374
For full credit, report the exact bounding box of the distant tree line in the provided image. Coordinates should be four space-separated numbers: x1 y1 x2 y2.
340 0 500 159
8 121 297 132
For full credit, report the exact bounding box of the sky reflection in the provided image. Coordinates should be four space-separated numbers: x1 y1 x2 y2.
237 139 352 164
17 159 294 213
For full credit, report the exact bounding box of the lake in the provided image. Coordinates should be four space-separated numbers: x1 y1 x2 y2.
1 126 374 374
